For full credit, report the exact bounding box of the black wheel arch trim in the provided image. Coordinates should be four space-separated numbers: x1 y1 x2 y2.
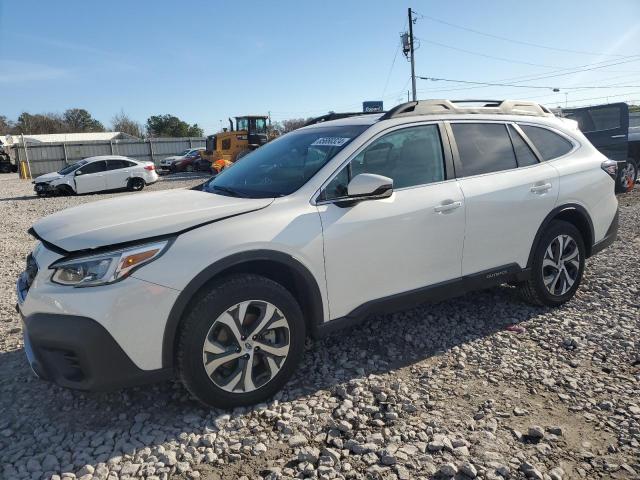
161 249 324 368
527 203 595 268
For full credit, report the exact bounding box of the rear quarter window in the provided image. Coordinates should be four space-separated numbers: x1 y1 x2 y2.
519 125 573 161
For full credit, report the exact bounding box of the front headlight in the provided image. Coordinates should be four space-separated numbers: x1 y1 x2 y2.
50 240 171 287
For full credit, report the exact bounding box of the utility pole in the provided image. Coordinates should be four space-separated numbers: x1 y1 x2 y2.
408 8 417 102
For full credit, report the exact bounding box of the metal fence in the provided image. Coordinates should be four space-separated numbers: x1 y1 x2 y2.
13 137 206 177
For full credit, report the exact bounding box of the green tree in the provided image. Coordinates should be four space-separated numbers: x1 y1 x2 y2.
63 108 105 132
0 115 13 134
111 111 143 138
146 114 203 137
14 112 67 134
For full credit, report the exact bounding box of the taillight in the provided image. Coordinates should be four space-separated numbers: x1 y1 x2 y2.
601 160 617 180
144 164 155 171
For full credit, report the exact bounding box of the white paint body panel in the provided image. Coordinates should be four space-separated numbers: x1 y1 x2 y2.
317 181 465 318
458 162 559 274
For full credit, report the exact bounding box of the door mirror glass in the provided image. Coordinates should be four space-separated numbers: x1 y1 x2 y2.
347 173 393 199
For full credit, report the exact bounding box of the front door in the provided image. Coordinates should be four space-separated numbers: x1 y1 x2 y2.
316 123 466 319
74 160 107 194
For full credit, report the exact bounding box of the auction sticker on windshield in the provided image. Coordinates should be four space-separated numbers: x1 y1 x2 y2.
311 137 351 147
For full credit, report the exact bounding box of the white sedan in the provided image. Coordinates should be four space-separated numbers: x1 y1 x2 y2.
33 155 159 196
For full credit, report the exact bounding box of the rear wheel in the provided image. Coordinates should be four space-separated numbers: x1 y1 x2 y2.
518 220 585 307
128 177 145 191
185 164 194 173
620 159 638 192
177 274 305 408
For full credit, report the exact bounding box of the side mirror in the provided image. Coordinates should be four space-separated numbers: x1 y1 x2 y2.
348 173 393 197
75 170 82 176
335 173 393 207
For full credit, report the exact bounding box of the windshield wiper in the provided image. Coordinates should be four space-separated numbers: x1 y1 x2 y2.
211 185 246 198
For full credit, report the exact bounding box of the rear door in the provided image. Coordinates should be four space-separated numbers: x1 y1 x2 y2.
74 160 107 193
449 122 559 275
105 159 134 189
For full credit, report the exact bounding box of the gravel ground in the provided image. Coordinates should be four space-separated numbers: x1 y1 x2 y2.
1 173 639 480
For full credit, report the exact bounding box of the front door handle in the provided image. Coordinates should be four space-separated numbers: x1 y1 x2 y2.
611 134 626 139
530 183 552 194
434 201 462 213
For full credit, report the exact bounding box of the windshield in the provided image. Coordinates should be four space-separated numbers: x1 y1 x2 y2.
58 159 88 175
203 124 369 198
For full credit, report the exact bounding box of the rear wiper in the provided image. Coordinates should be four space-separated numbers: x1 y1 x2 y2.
212 185 246 198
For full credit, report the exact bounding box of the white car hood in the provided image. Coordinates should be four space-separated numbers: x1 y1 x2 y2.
31 189 273 252
34 172 64 183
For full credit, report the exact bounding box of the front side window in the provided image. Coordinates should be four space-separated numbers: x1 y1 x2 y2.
78 160 106 175
58 159 88 175
203 124 368 198
236 118 249 131
452 123 517 177
519 125 573 161
250 118 267 133
323 124 445 200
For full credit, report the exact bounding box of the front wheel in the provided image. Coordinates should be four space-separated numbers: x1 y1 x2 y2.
177 274 305 408
518 220 585 307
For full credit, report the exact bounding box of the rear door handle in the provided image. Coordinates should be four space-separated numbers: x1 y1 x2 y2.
530 183 552 193
434 201 462 213
611 134 626 139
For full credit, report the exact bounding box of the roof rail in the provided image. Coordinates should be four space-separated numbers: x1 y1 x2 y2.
379 99 553 120
304 112 379 126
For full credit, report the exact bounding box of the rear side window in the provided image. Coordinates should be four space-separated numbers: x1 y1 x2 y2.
451 123 517 177
508 125 538 167
107 159 134 170
519 125 573 161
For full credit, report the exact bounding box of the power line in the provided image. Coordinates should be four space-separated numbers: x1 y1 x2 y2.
419 76 640 91
416 56 640 94
416 37 560 69
412 10 629 58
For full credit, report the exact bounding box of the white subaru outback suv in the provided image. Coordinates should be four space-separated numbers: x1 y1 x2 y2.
16 100 619 408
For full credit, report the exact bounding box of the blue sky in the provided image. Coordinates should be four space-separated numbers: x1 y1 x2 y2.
1 0 640 135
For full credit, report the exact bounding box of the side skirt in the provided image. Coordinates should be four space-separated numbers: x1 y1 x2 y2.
313 264 530 338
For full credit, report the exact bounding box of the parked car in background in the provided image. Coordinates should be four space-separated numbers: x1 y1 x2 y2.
17 99 618 408
159 148 203 174
33 155 158 196
561 102 637 192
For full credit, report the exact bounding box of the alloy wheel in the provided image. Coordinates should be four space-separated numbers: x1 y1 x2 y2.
542 234 580 296
620 163 636 191
202 300 290 393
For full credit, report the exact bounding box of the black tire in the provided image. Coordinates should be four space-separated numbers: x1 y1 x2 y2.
185 164 194 173
518 220 585 307
56 185 75 196
0 163 11 174
177 274 305 408
128 177 145 191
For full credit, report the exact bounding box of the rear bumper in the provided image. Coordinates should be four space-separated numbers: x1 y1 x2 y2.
20 312 172 391
591 208 618 257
